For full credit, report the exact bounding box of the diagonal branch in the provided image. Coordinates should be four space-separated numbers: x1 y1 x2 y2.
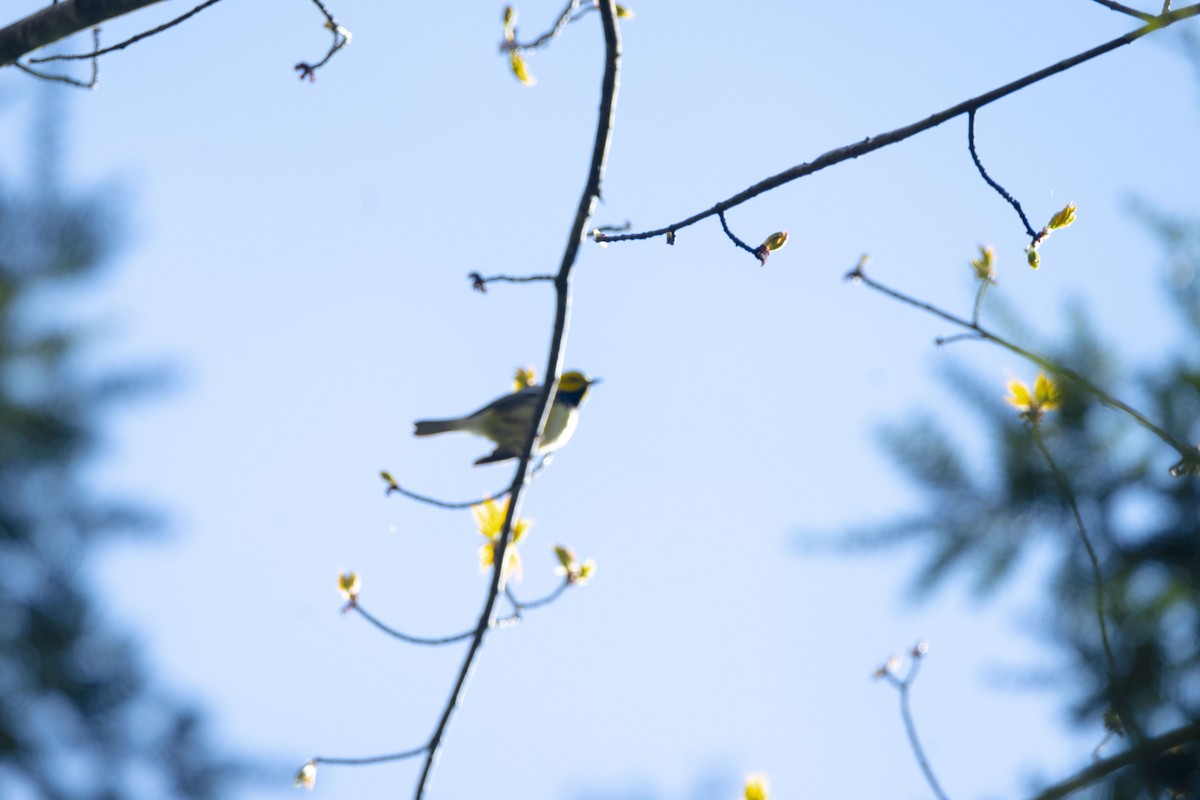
594 5 1200 246
412 3 621 798
0 0 166 67
29 0 223 64
846 261 1200 471
1091 0 1158 20
1024 720 1200 800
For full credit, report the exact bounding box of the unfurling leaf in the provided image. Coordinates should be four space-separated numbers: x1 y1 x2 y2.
1047 201 1077 231
970 244 996 282
509 51 536 86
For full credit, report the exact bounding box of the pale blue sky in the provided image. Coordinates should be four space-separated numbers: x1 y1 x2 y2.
3 1 1199 798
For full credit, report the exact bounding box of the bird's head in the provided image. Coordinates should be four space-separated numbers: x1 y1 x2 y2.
557 371 599 404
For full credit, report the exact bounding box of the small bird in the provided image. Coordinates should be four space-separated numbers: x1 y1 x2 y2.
414 370 598 465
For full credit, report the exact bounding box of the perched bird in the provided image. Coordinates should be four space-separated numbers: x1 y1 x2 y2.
414 371 598 465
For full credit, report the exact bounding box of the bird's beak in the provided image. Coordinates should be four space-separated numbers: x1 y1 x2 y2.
589 377 602 386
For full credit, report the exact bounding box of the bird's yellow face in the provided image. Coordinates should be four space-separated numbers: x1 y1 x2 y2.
558 371 592 393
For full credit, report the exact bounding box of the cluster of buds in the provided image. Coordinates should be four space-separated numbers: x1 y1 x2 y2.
1026 202 1077 269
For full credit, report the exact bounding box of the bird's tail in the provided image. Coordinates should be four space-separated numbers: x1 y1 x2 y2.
413 418 463 436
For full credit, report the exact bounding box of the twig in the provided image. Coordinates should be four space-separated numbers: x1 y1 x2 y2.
314 746 429 767
879 645 952 800
593 5 1200 246
504 0 581 52
15 28 99 87
970 279 990 327
383 477 509 510
413 4 621 798
350 603 475 647
845 261 1200 471
30 0 224 63
720 211 758 257
468 271 555 293
1030 426 1118 678
1091 0 1158 20
967 110 1038 241
294 0 350 81
505 578 570 612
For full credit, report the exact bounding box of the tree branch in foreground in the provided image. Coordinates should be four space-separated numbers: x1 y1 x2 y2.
593 5 1200 248
411 4 620 798
28 0 223 64
0 0 165 67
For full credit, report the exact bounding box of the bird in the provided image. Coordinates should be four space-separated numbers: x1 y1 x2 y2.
413 371 598 465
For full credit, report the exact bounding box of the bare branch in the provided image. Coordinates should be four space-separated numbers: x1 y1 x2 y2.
0 0 165 66
468 271 555 293
505 578 570 612
1030 427 1117 674
14 27 99 87
381 473 509 510
349 603 476 647
294 0 350 82
717 211 767 265
29 0 223 64
1091 0 1157 20
313 746 429 768
594 5 1200 246
878 645 951 800
414 3 621 797
503 0 582 53
967 110 1038 241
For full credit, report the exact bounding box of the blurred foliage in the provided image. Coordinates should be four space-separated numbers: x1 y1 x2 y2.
837 212 1200 798
0 92 237 798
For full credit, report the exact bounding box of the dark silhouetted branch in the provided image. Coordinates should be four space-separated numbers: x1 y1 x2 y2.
414 4 621 798
29 0 223 63
14 27 98 87
594 5 1200 247
967 109 1038 240
0 0 164 66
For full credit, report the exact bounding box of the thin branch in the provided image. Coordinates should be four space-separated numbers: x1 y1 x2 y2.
468 271 555 293
382 475 509 510
294 0 350 81
879 646 951 800
314 746 429 767
846 261 1200 471
349 603 475 647
505 578 570 612
1024 721 1200 800
504 0 582 52
970 279 990 327
413 4 621 798
1030 426 1118 678
1091 0 1158 20
0 0 165 67
716 211 753 254
14 27 99 87
594 5 1200 246
967 110 1038 241
29 0 224 63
